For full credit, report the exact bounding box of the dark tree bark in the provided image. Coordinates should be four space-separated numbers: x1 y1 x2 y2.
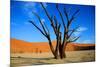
29 3 80 59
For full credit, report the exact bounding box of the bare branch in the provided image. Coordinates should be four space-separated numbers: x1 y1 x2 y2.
58 24 61 32
43 22 50 35
41 3 57 35
56 4 68 47
50 16 57 35
67 26 80 39
29 20 47 37
64 7 69 22
29 3 81 59
68 36 80 43
67 9 80 28
56 4 66 30
32 11 48 35
41 3 52 22
54 16 58 30
46 35 55 55
29 20 55 55
72 9 80 17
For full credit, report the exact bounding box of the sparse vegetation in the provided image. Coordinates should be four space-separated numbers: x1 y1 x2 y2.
11 50 95 66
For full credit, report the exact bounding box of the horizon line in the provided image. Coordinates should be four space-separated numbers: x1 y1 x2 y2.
10 38 95 44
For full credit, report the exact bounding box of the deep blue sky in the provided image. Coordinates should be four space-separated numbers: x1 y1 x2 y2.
10 1 95 44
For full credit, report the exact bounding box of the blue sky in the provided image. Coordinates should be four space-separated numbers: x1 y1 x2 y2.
10 1 95 44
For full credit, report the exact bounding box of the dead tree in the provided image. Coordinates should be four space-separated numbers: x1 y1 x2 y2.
29 3 80 59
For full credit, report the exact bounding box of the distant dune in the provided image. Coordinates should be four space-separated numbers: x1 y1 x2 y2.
11 39 95 53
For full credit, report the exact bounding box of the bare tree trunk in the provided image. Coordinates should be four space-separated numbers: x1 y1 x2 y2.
47 38 55 58
59 45 66 59
59 44 62 59
47 37 59 59
30 3 80 60
55 37 60 59
61 47 66 58
54 49 59 59
60 42 69 59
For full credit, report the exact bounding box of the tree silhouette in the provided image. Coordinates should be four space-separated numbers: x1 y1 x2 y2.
29 3 80 59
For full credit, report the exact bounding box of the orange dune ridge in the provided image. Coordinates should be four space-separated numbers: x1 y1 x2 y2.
11 39 95 53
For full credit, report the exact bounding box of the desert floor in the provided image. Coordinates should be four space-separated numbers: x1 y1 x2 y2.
10 50 95 66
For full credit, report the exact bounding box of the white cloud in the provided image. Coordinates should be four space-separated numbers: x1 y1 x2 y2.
41 18 45 24
23 2 48 19
77 27 87 32
23 2 38 18
24 2 37 11
82 40 94 44
74 27 88 36
41 19 45 22
74 32 81 36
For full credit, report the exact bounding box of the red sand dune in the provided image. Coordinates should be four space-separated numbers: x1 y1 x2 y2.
11 39 95 53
